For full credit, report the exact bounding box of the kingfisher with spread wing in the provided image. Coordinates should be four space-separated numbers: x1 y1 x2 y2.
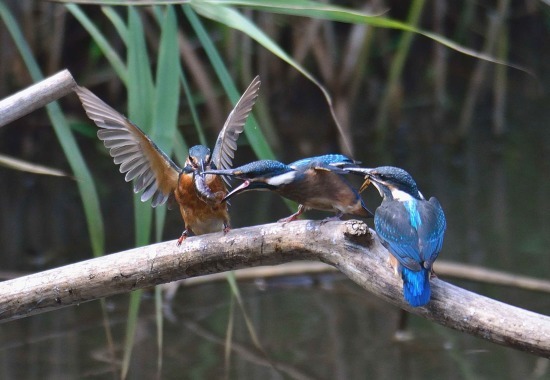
76 76 261 245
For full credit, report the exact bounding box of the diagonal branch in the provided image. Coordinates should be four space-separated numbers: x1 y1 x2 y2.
0 220 548 358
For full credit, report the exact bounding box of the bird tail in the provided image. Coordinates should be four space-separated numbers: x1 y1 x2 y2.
401 267 431 307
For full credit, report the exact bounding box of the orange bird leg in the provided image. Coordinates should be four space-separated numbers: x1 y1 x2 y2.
388 254 400 276
278 204 306 223
177 229 190 246
223 221 231 234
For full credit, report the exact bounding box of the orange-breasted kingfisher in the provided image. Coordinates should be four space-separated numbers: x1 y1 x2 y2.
75 76 261 245
204 154 373 222
347 166 446 307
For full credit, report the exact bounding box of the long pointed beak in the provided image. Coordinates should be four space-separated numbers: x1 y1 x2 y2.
359 178 371 193
199 159 206 177
203 169 236 176
222 180 251 202
345 167 373 176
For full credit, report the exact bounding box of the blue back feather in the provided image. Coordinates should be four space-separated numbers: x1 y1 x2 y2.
289 154 354 168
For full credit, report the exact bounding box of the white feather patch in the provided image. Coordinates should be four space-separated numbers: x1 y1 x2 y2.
390 188 416 202
266 171 296 186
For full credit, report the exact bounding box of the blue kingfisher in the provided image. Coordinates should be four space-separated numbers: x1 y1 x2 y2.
204 154 373 222
76 76 261 245
347 166 446 307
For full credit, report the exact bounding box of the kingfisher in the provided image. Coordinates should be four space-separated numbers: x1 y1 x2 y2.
75 76 261 245
346 166 446 307
204 154 373 222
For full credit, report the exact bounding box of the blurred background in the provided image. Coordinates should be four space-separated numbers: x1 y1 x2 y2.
0 0 548 378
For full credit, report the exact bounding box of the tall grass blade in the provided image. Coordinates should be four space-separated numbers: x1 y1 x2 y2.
183 5 275 160
374 0 425 135
122 290 143 379
151 7 181 375
0 154 71 177
66 4 128 84
121 7 157 379
151 6 180 238
173 130 189 164
102 6 129 46
190 2 355 156
225 272 262 350
101 7 128 46
211 0 530 73
127 6 155 247
180 69 207 147
59 1 531 74
224 292 235 374
155 284 164 379
151 6 180 152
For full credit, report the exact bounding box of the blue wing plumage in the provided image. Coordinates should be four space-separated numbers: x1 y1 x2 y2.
417 197 446 268
374 202 423 271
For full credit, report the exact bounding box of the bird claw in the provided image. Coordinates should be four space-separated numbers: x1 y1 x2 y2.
177 230 189 246
278 205 305 224
278 214 298 224
223 224 231 234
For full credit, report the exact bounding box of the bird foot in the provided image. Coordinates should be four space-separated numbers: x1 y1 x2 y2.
223 224 231 235
388 254 400 276
278 214 299 224
278 205 305 224
176 230 189 246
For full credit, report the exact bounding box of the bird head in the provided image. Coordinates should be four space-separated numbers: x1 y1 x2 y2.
203 160 295 201
363 166 423 201
186 145 211 173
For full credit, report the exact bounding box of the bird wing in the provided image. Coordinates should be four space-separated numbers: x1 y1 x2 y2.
75 86 181 207
211 76 261 174
374 201 423 271
417 197 446 268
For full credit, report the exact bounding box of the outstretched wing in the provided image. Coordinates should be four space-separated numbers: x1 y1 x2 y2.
211 76 261 173
75 86 181 207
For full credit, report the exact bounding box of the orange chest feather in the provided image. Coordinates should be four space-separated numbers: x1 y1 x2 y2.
175 174 228 220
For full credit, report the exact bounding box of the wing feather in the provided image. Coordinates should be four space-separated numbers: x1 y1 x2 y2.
75 86 180 207
211 76 261 173
374 202 423 271
417 197 446 268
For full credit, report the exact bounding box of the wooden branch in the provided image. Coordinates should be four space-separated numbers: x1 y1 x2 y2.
0 69 76 127
0 220 548 358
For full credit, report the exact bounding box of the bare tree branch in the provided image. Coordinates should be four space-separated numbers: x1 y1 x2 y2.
0 69 76 127
0 220 548 358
